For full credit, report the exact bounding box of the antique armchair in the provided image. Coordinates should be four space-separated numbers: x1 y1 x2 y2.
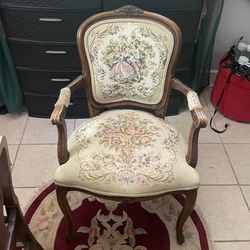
51 5 207 245
0 136 43 250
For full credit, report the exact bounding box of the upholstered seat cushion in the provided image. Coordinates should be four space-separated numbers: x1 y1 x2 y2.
54 110 199 197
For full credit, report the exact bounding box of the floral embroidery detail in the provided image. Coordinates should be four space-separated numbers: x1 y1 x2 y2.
95 113 160 153
75 110 180 185
85 20 174 104
76 210 147 249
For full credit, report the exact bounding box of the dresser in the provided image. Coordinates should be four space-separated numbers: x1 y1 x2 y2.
0 0 204 118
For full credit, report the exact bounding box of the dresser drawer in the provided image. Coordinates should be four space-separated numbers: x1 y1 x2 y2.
9 41 81 71
175 69 190 84
104 0 203 10
0 0 101 9
103 1 203 42
1 7 100 42
156 9 201 42
24 93 90 118
17 68 85 96
176 42 194 70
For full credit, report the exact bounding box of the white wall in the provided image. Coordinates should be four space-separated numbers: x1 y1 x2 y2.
211 0 250 70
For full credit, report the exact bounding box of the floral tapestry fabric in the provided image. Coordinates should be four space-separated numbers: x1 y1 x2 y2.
54 110 200 196
76 111 178 185
84 18 174 104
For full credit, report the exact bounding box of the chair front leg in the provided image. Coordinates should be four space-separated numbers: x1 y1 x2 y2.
56 186 74 242
176 188 198 244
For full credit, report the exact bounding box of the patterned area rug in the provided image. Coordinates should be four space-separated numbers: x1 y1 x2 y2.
25 184 210 250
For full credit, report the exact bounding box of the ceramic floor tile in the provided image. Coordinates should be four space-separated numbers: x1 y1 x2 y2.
224 144 250 184
196 186 250 241
212 113 250 143
14 187 39 211
0 111 27 144
201 86 214 113
241 186 250 209
12 145 58 187
167 110 221 143
199 93 209 111
197 144 237 185
22 117 74 144
214 242 250 250
75 118 89 129
8 144 19 165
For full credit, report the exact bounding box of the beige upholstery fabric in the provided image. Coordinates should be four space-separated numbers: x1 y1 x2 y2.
187 91 202 111
84 18 174 105
54 87 71 107
54 110 199 197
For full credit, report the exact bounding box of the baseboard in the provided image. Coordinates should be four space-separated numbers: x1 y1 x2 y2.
209 70 218 86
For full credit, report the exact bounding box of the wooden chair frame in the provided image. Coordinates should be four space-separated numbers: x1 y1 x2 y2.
0 136 43 250
51 5 207 244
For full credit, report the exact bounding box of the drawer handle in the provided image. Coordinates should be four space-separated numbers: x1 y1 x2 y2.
39 18 62 22
45 50 67 55
51 78 71 82
69 102 74 106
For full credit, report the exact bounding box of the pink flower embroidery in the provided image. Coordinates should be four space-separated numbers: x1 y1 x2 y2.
110 136 127 148
36 215 52 232
139 136 151 144
103 154 115 165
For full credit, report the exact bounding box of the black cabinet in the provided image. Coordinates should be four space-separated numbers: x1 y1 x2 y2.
0 0 204 118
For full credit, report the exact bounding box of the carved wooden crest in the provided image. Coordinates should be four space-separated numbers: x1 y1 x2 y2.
114 5 144 17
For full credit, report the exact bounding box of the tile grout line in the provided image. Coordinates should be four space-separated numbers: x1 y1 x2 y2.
11 114 29 172
203 87 250 211
20 143 57 145
14 186 41 189
202 88 227 145
200 184 239 186
201 89 250 210
222 143 250 212
214 240 250 243
73 118 76 130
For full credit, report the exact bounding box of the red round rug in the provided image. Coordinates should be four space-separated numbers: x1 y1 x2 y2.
25 184 210 250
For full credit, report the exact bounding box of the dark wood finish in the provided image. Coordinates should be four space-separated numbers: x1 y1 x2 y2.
51 75 85 164
51 5 207 245
0 136 43 250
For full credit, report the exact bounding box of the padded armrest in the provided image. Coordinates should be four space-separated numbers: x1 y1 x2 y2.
54 87 71 108
187 91 202 111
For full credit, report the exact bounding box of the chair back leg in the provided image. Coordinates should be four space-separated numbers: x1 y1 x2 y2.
56 185 74 242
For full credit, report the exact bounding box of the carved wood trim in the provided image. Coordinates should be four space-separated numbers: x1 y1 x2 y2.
114 5 144 17
172 78 207 167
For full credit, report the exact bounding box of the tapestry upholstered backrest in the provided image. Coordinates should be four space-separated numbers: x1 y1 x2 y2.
77 5 182 113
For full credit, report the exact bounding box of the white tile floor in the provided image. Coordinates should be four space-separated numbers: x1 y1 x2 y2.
1 86 250 249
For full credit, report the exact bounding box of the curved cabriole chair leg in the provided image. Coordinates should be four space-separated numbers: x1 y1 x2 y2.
176 188 198 244
56 186 74 242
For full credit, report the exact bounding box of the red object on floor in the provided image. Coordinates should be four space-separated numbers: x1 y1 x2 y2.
211 59 250 122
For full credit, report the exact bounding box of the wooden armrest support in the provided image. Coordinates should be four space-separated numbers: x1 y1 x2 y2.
0 136 18 208
50 75 85 165
172 78 208 167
